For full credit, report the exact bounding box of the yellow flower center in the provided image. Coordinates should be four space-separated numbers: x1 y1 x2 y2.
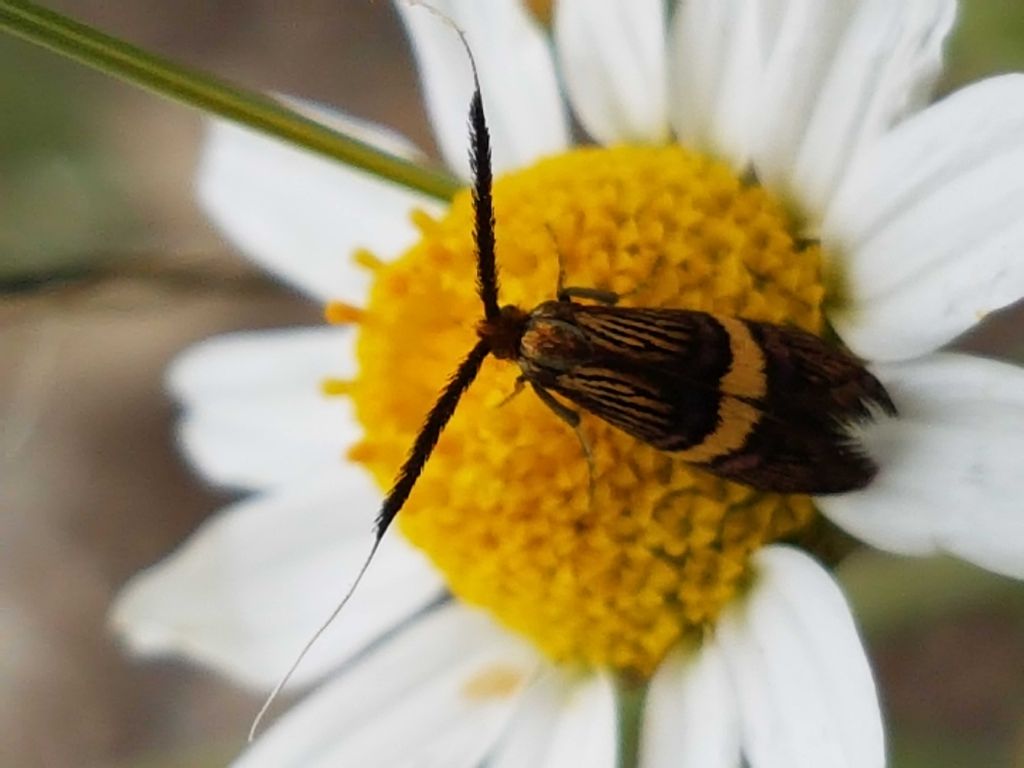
330 145 824 677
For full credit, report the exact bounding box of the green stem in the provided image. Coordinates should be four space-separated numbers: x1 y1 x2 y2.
616 675 645 768
0 0 461 201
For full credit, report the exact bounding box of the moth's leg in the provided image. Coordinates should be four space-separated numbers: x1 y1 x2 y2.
496 375 527 408
530 381 580 427
545 222 624 305
558 286 621 305
547 223 572 301
530 382 596 505
553 242 621 304
562 251 673 306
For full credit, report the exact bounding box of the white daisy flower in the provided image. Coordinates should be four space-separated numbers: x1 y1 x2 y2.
112 1 1024 765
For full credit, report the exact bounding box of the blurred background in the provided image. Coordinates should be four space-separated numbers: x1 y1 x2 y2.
1 2 1023 766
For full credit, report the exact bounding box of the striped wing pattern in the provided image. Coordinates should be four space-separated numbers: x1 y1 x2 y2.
540 304 894 494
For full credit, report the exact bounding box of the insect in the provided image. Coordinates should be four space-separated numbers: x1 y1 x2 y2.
250 23 895 737
374 73 896 551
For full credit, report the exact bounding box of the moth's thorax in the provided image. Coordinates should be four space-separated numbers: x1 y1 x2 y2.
518 300 593 375
477 304 530 360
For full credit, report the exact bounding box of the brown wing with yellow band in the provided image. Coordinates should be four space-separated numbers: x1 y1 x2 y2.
540 304 894 494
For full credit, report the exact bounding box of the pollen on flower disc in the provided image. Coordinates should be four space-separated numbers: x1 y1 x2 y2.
341 145 822 677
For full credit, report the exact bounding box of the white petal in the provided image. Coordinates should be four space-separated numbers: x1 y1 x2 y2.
747 0 856 192
168 326 355 405
394 0 570 177
641 645 741 768
825 74 1024 360
168 327 358 491
540 672 618 768
668 0 765 168
759 0 956 219
717 546 883 768
178 399 359 492
818 353 1024 578
674 0 854 172
234 604 540 768
111 472 445 690
197 99 441 302
555 0 668 144
486 671 563 768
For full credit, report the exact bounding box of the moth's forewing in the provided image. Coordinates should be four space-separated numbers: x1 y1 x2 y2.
521 303 894 495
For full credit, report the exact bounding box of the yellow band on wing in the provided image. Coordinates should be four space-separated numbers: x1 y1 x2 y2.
675 396 760 463
717 316 767 400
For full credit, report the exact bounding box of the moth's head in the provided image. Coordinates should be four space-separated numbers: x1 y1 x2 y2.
477 304 530 360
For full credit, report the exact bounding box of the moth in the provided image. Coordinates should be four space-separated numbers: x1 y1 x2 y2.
375 85 895 547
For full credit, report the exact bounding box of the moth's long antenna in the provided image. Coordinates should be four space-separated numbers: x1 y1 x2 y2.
249 340 490 741
409 1 499 320
375 339 490 536
248 536 381 742
469 70 499 321
251 5 496 742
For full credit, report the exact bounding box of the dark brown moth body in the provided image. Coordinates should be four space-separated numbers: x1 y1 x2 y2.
480 301 895 494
